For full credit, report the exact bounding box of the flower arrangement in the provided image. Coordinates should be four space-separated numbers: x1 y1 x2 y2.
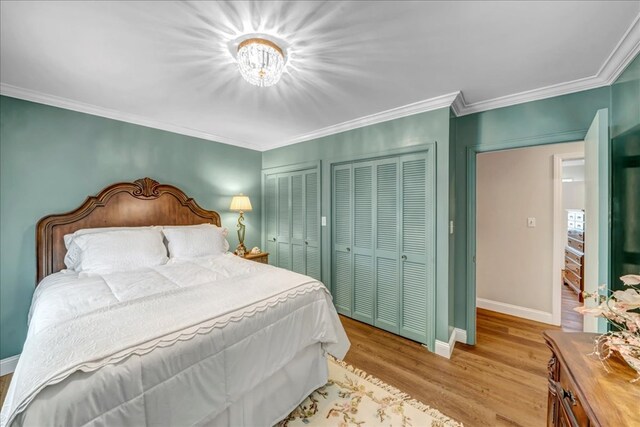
575 274 640 383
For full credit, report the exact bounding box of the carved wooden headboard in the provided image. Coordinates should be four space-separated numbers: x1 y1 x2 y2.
36 178 221 284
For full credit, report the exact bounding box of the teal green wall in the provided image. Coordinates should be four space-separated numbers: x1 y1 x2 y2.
610 55 640 289
0 95 262 359
453 87 611 332
263 108 453 344
611 55 640 139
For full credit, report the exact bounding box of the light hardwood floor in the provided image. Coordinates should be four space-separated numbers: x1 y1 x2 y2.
0 309 558 426
342 309 557 427
0 372 10 408
561 283 583 332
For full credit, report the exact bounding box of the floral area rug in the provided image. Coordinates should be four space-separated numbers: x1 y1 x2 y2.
277 358 462 427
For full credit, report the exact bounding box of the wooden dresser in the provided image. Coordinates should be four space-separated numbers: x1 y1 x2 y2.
563 210 585 301
543 331 639 426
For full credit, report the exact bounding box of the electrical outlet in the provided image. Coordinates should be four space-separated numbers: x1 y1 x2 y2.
321 216 327 226
527 217 536 228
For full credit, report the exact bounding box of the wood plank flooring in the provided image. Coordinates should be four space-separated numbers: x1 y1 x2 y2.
0 373 10 408
0 309 560 426
342 309 558 427
561 283 583 332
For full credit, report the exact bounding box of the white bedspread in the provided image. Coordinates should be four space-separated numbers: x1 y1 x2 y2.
0 254 349 426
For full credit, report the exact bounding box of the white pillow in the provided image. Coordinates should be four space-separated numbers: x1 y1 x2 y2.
73 229 168 274
162 224 229 259
64 226 160 270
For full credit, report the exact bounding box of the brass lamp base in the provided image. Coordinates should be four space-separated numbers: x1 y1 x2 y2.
236 211 247 256
235 242 247 256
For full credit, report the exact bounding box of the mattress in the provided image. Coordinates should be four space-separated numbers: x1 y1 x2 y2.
0 254 349 426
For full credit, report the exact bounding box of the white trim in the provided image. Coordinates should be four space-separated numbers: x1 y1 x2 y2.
272 92 462 150
0 354 19 376
457 75 608 116
454 328 467 344
553 151 585 327
455 14 640 116
449 91 467 117
434 328 466 359
599 14 640 85
477 298 554 325
0 83 261 151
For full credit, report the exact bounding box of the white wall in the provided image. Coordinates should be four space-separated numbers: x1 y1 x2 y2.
476 141 584 320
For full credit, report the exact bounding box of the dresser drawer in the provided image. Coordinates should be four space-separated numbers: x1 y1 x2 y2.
564 269 582 291
567 229 584 242
565 248 583 264
568 237 584 253
564 258 582 277
556 366 590 426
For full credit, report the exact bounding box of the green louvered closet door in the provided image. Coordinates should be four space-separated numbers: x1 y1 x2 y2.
352 162 375 324
399 152 434 343
332 164 353 315
290 172 305 274
374 158 401 334
264 175 278 260
263 167 321 277
277 174 292 269
304 171 321 280
331 151 434 346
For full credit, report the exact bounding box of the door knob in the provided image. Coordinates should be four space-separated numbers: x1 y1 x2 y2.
272 237 276 242
305 241 309 245
346 247 351 252
401 255 407 260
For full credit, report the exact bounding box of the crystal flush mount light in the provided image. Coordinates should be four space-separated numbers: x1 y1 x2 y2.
236 37 285 87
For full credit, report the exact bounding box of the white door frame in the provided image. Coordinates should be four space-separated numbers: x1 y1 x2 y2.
552 151 584 326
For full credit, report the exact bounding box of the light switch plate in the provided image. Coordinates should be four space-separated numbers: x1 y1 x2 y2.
321 216 327 226
449 220 454 234
527 217 536 228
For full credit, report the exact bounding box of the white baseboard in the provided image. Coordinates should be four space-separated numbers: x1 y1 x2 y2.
434 327 467 359
0 354 20 376
454 328 467 344
477 298 554 325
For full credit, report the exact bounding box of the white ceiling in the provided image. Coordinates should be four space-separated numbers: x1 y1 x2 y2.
1 1 639 151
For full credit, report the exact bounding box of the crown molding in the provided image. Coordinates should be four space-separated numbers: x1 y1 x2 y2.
599 13 640 85
454 13 640 116
268 91 462 150
449 91 467 117
0 83 261 151
454 74 607 116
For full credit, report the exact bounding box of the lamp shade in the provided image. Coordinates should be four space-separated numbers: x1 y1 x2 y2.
229 194 252 212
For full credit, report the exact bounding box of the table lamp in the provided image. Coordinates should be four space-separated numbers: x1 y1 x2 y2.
229 194 252 255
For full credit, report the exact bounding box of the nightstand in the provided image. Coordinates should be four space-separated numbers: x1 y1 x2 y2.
242 252 269 264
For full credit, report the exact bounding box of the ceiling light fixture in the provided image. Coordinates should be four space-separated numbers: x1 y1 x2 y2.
236 38 285 87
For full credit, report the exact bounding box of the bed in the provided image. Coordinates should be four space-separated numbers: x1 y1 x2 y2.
0 178 349 427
